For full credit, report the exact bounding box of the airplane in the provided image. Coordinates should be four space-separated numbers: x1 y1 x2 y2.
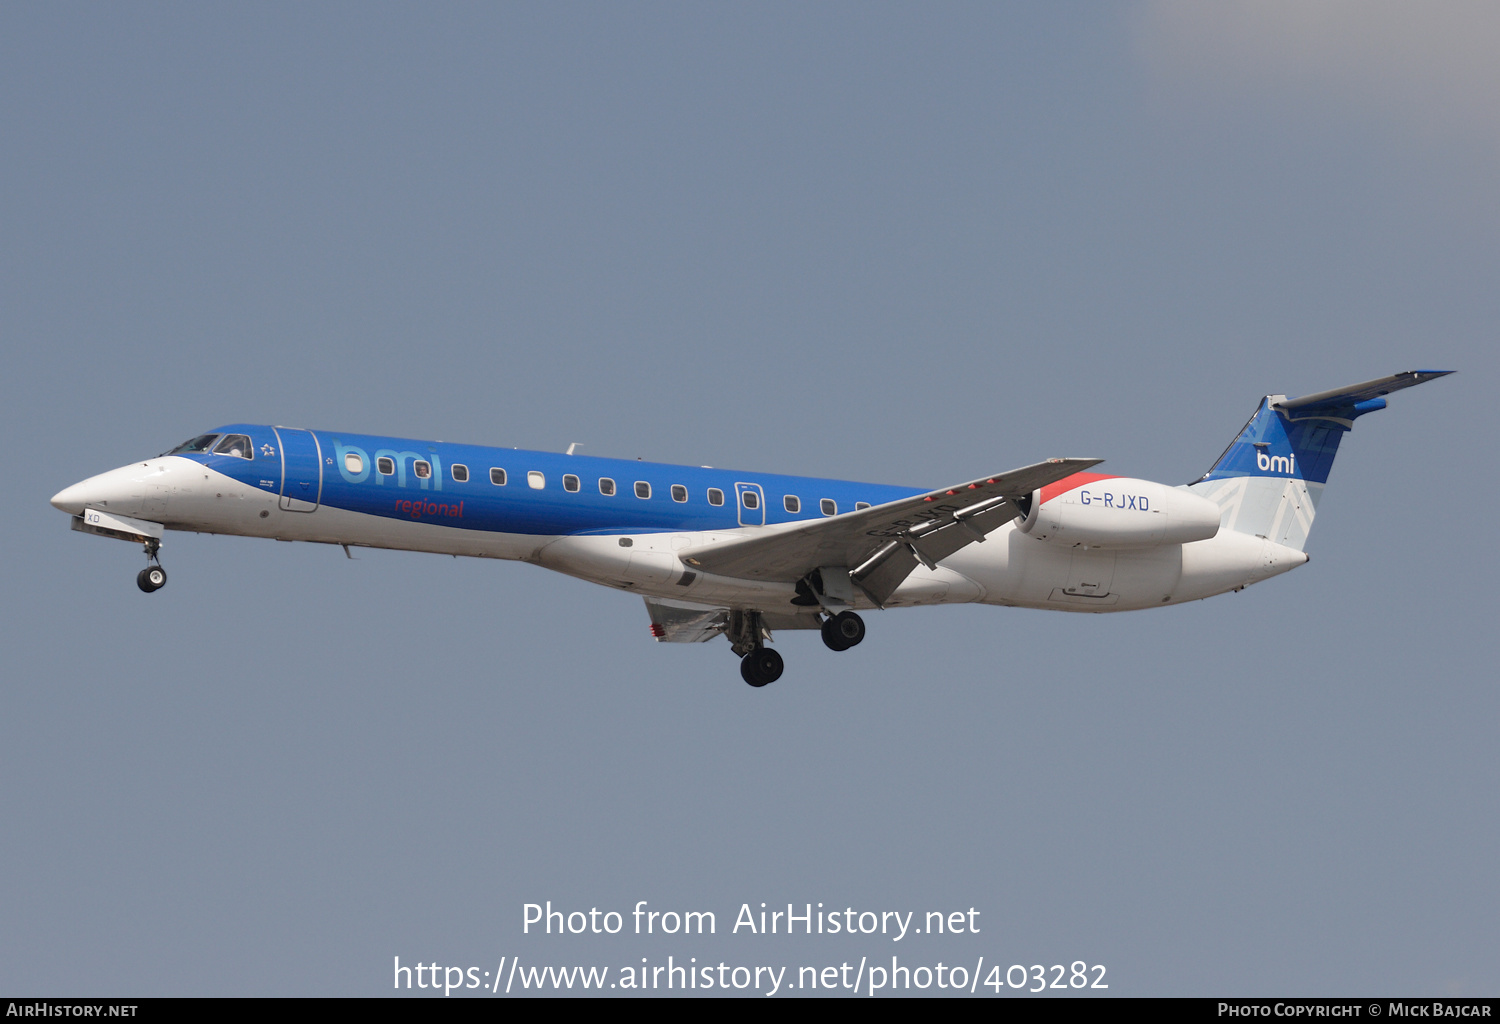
50 370 1449 686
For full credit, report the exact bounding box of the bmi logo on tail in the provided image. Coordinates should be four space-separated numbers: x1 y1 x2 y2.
1255 448 1296 475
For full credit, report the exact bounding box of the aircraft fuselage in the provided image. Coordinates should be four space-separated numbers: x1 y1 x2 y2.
50 424 1298 618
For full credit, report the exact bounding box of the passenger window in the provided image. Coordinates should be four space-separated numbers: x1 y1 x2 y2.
344 453 363 474
377 457 395 476
634 481 651 499
820 498 836 516
855 501 871 510
670 484 687 503
490 468 507 485
707 488 724 506
599 477 616 496
563 474 580 492
451 464 469 483
742 490 759 510
784 495 800 513
528 471 545 489
414 461 432 479
212 434 253 460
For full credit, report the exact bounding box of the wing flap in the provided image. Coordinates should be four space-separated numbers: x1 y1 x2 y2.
642 598 822 643
643 598 727 643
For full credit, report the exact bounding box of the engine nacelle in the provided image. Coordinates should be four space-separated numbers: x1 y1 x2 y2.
1015 477 1221 548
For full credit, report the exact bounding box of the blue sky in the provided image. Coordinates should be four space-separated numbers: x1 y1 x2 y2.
2 3 1494 996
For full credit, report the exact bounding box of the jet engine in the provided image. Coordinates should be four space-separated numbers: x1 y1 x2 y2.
1015 477 1221 548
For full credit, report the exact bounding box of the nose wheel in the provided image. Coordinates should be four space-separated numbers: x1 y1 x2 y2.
136 537 167 593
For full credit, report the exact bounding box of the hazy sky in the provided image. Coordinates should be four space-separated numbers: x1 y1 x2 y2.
2 3 1494 997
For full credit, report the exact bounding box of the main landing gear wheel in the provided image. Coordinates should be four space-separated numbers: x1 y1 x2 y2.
820 611 865 652
136 566 167 593
740 647 784 687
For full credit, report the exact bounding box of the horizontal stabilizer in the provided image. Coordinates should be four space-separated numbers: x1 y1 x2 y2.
1275 370 1453 417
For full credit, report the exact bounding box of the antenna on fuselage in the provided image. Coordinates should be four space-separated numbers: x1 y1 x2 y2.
566 443 583 455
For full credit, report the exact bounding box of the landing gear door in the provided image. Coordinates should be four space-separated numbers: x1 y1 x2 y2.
735 482 764 526
273 427 323 513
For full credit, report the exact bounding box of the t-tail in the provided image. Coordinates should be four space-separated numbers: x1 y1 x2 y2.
1188 370 1452 550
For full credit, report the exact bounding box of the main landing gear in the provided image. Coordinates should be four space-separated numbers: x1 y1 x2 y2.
727 609 785 688
740 647 784 687
821 610 866 652
729 610 867 687
136 537 167 594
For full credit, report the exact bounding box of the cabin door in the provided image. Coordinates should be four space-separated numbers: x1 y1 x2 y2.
273 427 323 513
735 482 765 526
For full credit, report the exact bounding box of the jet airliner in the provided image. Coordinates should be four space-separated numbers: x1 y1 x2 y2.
50 370 1449 686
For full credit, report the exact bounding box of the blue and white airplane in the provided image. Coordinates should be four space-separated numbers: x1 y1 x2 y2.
51 370 1449 686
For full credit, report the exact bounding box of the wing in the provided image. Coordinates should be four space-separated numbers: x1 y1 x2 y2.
683 457 1101 606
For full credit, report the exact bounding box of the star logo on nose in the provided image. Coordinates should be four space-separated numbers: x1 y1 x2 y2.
261 444 276 456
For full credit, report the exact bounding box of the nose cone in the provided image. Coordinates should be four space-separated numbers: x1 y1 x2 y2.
50 480 94 515
50 462 158 517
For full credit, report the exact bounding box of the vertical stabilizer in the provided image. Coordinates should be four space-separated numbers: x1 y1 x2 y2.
1188 370 1451 550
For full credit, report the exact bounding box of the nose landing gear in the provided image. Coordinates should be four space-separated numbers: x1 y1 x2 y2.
136 538 167 593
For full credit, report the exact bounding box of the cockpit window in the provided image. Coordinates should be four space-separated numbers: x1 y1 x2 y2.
211 434 253 460
164 434 220 456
